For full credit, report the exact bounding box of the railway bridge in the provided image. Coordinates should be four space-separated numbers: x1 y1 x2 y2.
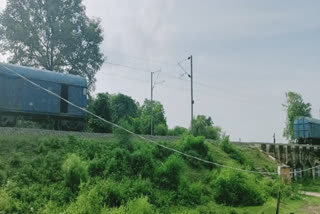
235 142 320 180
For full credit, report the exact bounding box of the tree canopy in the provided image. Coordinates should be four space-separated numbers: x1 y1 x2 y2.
139 99 168 135
109 94 139 124
0 0 104 91
283 91 312 142
88 93 112 133
191 115 221 140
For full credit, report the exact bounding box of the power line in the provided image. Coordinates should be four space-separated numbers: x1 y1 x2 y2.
105 60 252 100
104 49 178 66
2 63 318 176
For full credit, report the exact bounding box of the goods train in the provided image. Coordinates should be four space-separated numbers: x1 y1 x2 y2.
294 116 320 145
0 63 87 130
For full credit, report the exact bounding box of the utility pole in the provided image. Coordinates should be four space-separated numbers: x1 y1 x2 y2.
150 69 163 136
188 55 194 128
177 55 194 129
151 72 154 136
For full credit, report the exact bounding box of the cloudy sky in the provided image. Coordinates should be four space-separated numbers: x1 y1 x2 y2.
1 0 320 143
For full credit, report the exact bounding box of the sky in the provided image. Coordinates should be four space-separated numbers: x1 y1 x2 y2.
1 0 320 143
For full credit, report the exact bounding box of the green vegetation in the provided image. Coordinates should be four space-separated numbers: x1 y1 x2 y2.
0 133 318 213
283 91 312 142
0 0 104 91
88 93 221 140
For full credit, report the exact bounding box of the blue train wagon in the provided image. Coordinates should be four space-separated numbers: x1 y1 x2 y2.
0 63 87 130
293 116 320 144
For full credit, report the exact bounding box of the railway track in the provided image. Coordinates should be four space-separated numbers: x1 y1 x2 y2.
0 127 180 142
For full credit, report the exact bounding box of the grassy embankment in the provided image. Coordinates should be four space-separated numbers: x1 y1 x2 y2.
0 131 319 214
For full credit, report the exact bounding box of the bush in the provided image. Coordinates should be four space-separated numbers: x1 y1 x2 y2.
130 149 155 179
126 196 154 214
154 123 168 136
212 169 268 206
179 135 214 169
154 155 185 190
10 152 23 168
88 157 107 177
219 136 250 165
177 177 203 206
168 126 189 136
113 119 134 151
191 115 221 140
0 170 7 186
105 148 131 178
62 154 88 192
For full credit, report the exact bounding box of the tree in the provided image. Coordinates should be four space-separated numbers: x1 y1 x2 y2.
191 115 221 140
139 99 167 135
88 93 112 133
283 92 311 142
0 0 104 91
109 93 139 124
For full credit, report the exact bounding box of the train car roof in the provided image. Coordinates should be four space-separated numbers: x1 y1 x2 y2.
0 63 87 87
294 116 320 125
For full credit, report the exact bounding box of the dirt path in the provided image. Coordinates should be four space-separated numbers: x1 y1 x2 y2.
301 191 320 198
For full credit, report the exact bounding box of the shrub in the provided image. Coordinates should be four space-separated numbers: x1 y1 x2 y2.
0 170 7 186
168 126 189 136
126 196 154 214
212 169 267 206
88 157 107 177
105 148 131 178
113 119 134 151
62 154 88 192
154 123 168 136
219 136 250 165
179 135 214 169
130 149 155 178
154 155 185 190
10 152 23 168
177 177 203 206
152 143 174 161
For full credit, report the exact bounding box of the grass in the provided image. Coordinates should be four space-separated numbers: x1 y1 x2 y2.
0 133 319 213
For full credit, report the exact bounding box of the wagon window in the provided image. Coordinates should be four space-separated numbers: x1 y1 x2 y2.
60 84 68 113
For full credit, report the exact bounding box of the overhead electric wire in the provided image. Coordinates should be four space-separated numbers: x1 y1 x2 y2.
104 49 178 66
1 63 318 177
105 60 252 101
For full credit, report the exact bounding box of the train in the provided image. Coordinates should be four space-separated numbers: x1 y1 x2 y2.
0 63 87 130
294 116 320 145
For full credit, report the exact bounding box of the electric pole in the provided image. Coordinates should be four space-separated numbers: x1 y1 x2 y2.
150 69 163 136
151 72 153 135
177 55 194 129
188 55 194 127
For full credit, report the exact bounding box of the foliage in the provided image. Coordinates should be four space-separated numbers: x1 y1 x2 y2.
88 93 112 133
154 155 184 190
191 115 221 140
62 154 88 192
109 93 139 123
283 92 312 142
113 119 134 151
0 0 104 91
219 136 250 165
154 123 168 136
126 196 154 214
168 126 189 136
212 169 268 206
179 135 214 169
0 134 309 213
139 99 167 135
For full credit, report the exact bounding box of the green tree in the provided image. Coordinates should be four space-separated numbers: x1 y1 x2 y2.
191 115 221 140
283 92 311 141
109 93 139 124
88 93 112 133
139 99 167 135
0 0 104 91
